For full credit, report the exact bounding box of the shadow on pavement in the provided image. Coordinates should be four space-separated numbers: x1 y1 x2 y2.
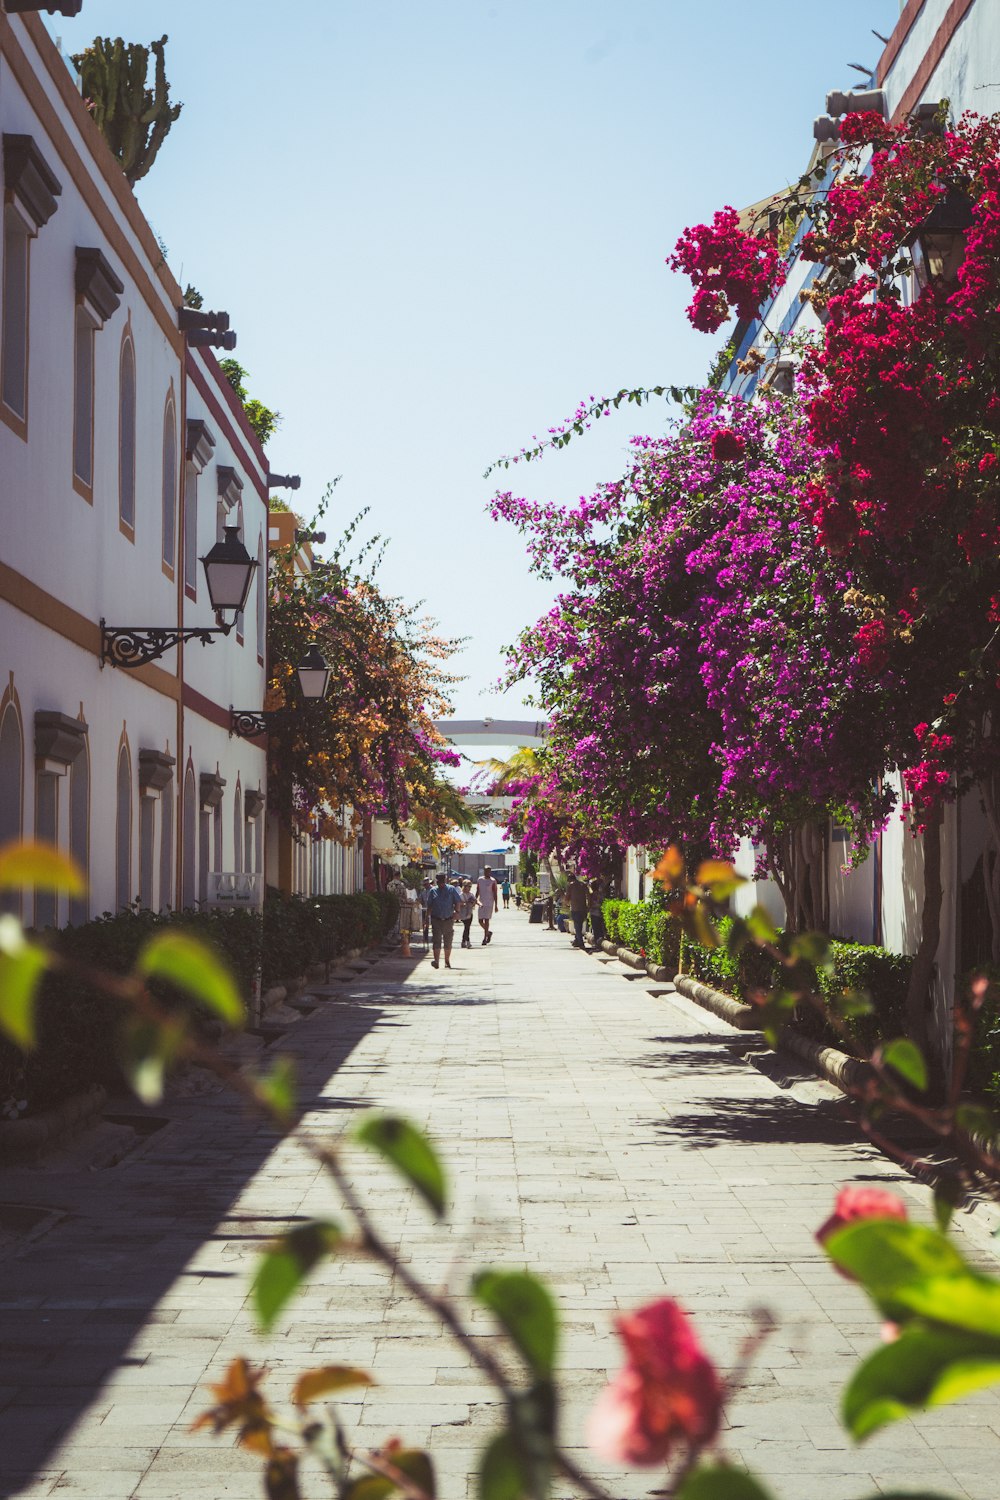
641 1093 867 1151
0 984 392 1492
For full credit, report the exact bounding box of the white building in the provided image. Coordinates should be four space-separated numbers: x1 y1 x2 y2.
0 9 266 923
709 0 1000 1053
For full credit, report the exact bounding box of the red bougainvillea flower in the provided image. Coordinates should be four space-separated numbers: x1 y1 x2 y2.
816 1185 908 1253
711 428 745 463
587 1298 722 1467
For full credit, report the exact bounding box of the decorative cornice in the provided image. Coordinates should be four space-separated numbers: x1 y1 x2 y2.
5 3 84 15
34 710 86 766
186 418 217 475
199 770 226 809
217 464 244 511
139 748 176 794
244 788 266 819
75 246 124 326
3 132 61 230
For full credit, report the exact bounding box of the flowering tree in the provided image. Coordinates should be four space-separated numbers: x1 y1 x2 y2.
669 106 1000 1007
493 391 899 928
265 499 465 845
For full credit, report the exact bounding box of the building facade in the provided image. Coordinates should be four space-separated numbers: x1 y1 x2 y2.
0 9 266 923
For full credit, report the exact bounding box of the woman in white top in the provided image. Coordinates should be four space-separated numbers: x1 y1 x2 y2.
476 866 498 945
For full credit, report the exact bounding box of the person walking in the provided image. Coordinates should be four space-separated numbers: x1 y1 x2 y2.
427 873 462 969
501 876 511 909
419 877 433 944
476 865 499 945
386 868 408 939
588 879 607 948
457 879 477 948
566 873 589 949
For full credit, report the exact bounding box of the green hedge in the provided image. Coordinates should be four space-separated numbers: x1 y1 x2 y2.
684 915 912 1052
601 898 682 970
1 905 263 1118
0 889 398 1120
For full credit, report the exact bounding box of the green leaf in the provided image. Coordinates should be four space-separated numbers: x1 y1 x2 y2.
678 1465 776 1500
825 1220 968 1296
256 1055 297 1125
0 918 48 1049
891 1272 1000 1339
478 1433 523 1500
473 1270 558 1377
789 931 832 969
881 1038 928 1092
292 1365 374 1406
695 859 747 900
725 917 750 956
831 988 874 1019
252 1220 342 1332
348 1451 436 1500
745 905 779 944
843 1324 1000 1439
0 841 85 895
957 1102 998 1142
136 931 244 1025
354 1114 446 1218
119 1016 185 1106
933 1178 963 1233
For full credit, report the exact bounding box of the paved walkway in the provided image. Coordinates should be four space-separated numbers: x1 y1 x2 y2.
4 916 1000 1499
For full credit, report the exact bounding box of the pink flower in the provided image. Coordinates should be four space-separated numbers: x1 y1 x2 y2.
711 428 745 463
587 1299 722 1467
816 1185 908 1252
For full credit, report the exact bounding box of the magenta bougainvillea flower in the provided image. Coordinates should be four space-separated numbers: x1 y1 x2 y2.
587 1298 722 1466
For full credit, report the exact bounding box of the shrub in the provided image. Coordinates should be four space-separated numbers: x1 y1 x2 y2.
601 899 630 944
646 911 683 972
684 917 914 1053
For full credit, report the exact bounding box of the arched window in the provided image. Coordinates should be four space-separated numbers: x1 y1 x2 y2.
160 776 174 911
115 743 132 910
118 333 136 534
68 738 89 926
256 533 266 664
0 702 23 915
233 780 243 874
182 765 196 908
161 394 177 570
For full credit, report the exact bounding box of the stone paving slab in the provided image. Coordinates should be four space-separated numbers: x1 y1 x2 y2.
3 918 1000 1497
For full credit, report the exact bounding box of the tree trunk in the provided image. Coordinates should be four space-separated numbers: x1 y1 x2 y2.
904 803 944 1055
979 771 1000 963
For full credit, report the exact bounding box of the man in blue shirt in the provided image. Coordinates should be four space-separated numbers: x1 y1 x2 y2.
427 873 462 969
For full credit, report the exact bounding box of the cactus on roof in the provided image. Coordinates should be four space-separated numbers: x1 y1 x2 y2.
72 35 182 186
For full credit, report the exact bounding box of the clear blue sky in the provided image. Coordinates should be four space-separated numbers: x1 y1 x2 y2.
50 0 898 733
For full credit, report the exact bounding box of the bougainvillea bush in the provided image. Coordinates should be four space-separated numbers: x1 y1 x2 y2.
493 391 902 893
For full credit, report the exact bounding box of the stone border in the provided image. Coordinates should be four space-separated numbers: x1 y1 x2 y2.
671 974 874 1091
598 943 873 1093
0 1084 108 1162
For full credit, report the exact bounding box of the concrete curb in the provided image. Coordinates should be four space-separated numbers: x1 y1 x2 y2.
673 974 758 1030
599 942 678 985
671 974 874 1089
0 1084 108 1162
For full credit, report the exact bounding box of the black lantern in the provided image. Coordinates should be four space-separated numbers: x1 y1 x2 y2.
102 525 258 669
296 643 332 701
201 526 258 617
904 187 975 290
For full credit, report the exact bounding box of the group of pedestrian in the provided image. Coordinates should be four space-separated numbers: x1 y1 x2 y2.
419 865 504 970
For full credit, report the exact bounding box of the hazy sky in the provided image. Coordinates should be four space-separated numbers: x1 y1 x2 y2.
48 2 898 844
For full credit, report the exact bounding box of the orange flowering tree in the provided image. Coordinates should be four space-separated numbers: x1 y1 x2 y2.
265 501 465 843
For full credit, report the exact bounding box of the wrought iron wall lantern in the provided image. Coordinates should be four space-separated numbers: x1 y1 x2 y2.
904 187 975 290
101 527 258 668
230 644 332 738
